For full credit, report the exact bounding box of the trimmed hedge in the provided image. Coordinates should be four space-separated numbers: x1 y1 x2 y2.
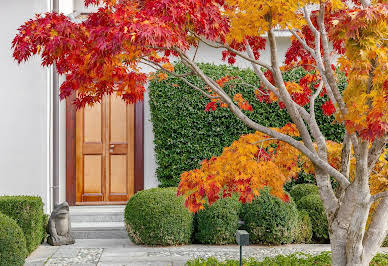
293 210 313 243
0 212 27 266
290 184 319 203
0 196 45 254
149 63 346 187
242 188 299 245
124 187 193 246
195 196 241 244
297 194 329 243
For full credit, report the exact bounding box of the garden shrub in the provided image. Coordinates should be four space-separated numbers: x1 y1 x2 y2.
290 184 319 203
0 196 44 254
383 235 388 247
149 63 346 187
42 213 49 243
241 188 299 245
293 210 313 243
195 196 241 244
124 187 193 246
0 212 27 266
297 194 329 243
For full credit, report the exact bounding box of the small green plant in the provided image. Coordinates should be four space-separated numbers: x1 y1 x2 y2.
290 184 319 203
195 196 241 244
124 187 193 246
0 212 27 266
0 196 44 254
186 252 388 265
242 188 299 245
297 194 329 243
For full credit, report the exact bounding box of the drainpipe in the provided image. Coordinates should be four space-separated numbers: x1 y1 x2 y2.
52 0 60 206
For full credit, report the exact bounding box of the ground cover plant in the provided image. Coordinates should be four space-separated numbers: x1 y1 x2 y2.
0 196 45 254
12 0 388 264
186 252 388 266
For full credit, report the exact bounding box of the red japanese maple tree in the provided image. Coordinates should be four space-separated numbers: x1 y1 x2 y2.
12 0 387 265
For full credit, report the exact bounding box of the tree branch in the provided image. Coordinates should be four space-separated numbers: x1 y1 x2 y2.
174 47 350 189
191 31 272 70
370 192 388 203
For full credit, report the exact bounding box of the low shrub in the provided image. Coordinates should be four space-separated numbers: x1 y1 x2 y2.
42 214 49 243
0 196 44 254
0 212 27 266
124 187 193 246
290 184 319 203
297 194 329 243
186 252 388 266
293 210 313 243
242 188 299 245
195 196 241 244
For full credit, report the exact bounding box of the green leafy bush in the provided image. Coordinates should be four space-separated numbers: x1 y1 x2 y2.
297 194 329 243
149 63 346 187
241 188 299 245
293 210 313 243
195 196 241 244
186 252 388 266
0 196 44 254
0 212 27 266
290 184 319 203
42 214 49 243
124 187 193 246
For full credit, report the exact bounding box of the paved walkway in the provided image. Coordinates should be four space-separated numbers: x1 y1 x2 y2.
26 239 388 266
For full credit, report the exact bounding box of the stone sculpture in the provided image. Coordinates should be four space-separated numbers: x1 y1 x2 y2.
47 201 75 246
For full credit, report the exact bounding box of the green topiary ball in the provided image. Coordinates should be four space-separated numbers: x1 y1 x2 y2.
124 187 193 246
242 188 299 245
292 210 313 243
0 212 27 266
297 194 329 243
290 184 319 203
195 196 241 244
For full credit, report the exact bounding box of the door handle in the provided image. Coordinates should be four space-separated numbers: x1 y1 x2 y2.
110 144 115 153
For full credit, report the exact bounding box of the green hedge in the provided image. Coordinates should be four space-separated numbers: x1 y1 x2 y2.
0 212 27 266
195 196 241 244
290 184 319 203
293 210 313 243
124 188 193 246
0 196 45 254
242 188 299 245
297 194 329 243
149 63 346 187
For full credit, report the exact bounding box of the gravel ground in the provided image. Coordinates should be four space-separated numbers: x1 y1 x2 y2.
25 239 388 265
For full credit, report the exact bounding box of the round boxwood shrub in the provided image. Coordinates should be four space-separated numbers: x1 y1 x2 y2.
195 196 241 244
290 184 319 203
124 187 193 246
0 212 27 266
293 210 313 243
242 188 299 245
297 194 329 243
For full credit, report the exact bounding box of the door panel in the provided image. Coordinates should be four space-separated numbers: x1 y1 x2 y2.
76 96 135 204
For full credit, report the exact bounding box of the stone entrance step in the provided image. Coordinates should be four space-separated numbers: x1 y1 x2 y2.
70 206 127 239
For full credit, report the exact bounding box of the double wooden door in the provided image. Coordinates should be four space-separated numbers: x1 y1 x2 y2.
76 95 135 204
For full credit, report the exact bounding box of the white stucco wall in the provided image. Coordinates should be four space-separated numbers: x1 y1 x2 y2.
0 0 50 212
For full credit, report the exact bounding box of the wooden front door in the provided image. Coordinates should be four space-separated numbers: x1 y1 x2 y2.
76 95 135 204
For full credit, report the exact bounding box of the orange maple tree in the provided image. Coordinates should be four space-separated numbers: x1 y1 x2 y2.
11 0 387 264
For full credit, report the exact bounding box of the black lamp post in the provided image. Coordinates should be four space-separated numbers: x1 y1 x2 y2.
236 230 249 266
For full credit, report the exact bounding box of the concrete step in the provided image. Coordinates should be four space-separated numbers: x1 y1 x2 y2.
70 206 127 239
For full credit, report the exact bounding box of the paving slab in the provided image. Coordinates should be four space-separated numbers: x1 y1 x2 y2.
26 239 388 265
